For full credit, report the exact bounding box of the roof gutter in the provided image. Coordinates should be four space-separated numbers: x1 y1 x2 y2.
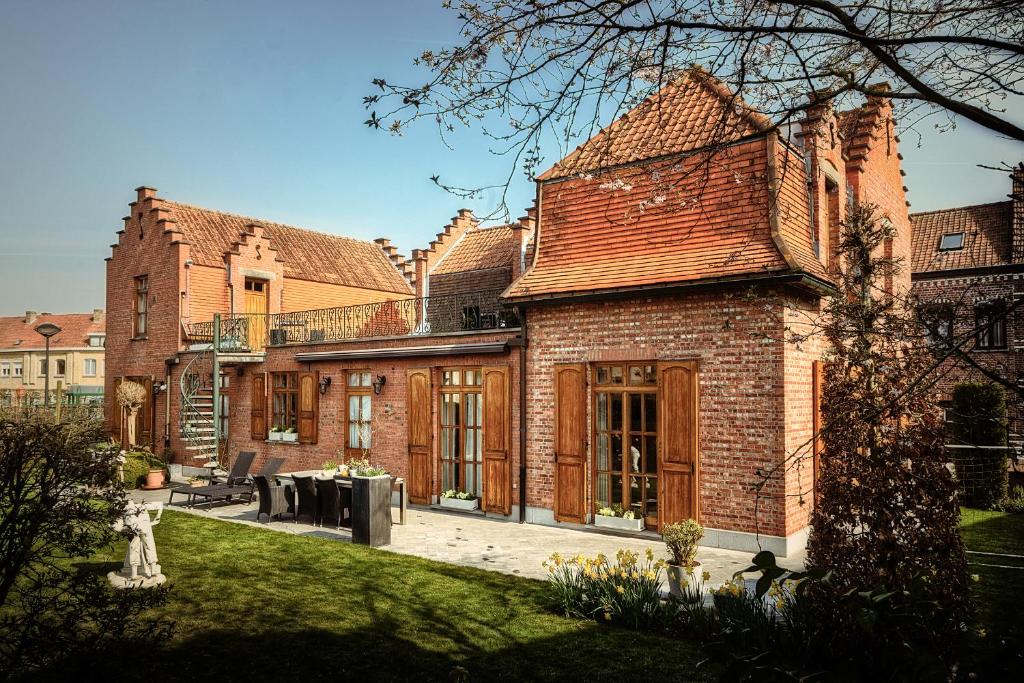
505 271 836 307
911 263 1024 281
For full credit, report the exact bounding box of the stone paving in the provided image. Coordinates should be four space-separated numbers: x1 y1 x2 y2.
131 486 804 586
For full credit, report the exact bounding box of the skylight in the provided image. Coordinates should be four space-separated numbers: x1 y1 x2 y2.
938 233 964 251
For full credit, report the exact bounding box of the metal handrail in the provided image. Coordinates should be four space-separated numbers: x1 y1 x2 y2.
181 289 518 349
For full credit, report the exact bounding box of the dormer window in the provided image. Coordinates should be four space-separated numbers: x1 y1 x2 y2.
938 232 964 251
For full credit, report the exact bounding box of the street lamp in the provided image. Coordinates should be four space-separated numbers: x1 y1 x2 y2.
34 322 62 408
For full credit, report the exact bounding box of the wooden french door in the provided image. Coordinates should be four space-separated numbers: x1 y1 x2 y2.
407 368 432 504
658 360 699 530
439 369 483 497
593 363 659 528
244 278 268 351
554 364 586 523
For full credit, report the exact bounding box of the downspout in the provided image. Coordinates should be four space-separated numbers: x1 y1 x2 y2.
518 304 528 523
163 357 178 448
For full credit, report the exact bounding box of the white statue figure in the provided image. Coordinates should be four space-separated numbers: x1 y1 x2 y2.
107 501 166 588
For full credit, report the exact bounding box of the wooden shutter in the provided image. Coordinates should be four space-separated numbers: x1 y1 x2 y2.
297 372 319 444
658 360 699 530
481 365 511 515
407 368 432 504
553 364 586 523
251 372 267 440
113 377 125 445
812 360 823 503
138 376 154 446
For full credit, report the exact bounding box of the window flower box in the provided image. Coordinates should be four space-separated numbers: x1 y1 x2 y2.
268 431 283 442
281 431 298 443
439 496 480 512
594 513 644 532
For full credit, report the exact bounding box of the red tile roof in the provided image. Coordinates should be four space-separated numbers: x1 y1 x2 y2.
0 312 104 350
431 225 517 275
165 202 413 295
910 201 1012 273
506 74 829 302
537 68 771 181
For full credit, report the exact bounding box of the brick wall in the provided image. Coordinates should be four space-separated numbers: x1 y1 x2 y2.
523 290 809 538
429 267 513 298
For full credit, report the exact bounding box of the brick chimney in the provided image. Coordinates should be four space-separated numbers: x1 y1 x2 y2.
24 311 37 324
1012 163 1024 263
511 209 537 281
91 308 104 323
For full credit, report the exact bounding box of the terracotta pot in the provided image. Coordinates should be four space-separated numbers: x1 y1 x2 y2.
665 561 701 598
144 469 165 490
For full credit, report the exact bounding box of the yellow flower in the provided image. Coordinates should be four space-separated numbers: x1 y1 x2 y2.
644 570 655 580
548 566 555 574
616 585 625 594
702 571 711 583
631 570 640 580
971 574 980 583
603 611 612 621
645 547 654 561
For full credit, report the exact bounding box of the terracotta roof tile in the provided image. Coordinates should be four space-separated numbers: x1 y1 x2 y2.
910 201 1012 273
0 312 104 350
431 225 517 275
537 69 770 181
165 202 412 295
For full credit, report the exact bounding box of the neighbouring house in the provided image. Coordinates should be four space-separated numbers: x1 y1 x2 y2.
0 309 106 405
104 70 912 555
911 165 1024 440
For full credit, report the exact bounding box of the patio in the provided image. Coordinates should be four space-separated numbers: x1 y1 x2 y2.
131 484 801 585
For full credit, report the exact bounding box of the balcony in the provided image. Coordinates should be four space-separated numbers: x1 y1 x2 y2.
182 289 520 351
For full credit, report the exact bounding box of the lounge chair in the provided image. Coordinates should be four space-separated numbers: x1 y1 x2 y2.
169 452 256 509
254 475 293 523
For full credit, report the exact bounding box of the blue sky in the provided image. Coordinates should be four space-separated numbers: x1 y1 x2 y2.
0 0 1021 315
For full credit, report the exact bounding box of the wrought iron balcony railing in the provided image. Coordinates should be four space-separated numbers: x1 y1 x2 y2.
182 288 519 350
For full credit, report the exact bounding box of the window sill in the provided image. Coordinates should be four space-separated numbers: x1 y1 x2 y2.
131 336 148 342
265 440 301 445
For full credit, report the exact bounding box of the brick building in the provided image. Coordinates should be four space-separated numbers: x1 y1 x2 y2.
911 166 1024 437
0 309 106 405
104 70 912 554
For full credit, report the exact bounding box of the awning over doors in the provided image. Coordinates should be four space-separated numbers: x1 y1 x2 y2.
294 341 509 363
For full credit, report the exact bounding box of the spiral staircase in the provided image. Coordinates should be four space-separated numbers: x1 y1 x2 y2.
179 340 219 465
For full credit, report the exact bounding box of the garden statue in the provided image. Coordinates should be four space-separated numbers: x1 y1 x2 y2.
107 501 166 588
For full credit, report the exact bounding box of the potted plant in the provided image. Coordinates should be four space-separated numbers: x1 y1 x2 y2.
663 519 704 598
282 427 299 443
321 460 338 478
187 476 205 488
345 457 370 477
268 426 283 442
439 489 479 511
594 504 644 531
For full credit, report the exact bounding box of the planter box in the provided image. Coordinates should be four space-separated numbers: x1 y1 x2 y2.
594 515 644 532
351 475 392 547
281 433 298 443
665 562 703 598
268 432 283 442
439 497 480 512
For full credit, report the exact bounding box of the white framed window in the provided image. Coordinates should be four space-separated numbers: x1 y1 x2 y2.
88 334 105 348
13 362 22 377
38 359 47 376
83 358 97 376
0 362 10 377
55 359 66 376
939 233 964 251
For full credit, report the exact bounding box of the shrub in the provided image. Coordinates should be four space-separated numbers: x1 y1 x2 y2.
663 519 703 567
441 489 476 500
543 549 668 629
120 450 163 489
949 382 1008 509
995 485 1024 513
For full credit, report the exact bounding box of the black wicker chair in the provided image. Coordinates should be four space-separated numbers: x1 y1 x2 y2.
292 475 318 524
254 475 293 523
315 478 342 529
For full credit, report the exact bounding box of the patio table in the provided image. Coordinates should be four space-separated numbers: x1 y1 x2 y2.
274 472 407 525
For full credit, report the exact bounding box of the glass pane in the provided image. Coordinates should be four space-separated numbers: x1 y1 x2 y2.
450 370 461 385
596 366 610 385
441 428 450 460
629 435 642 473
644 364 657 384
629 365 643 384
466 465 475 498
597 392 608 430
443 371 453 386
611 393 622 430
645 435 657 474
645 477 658 516
464 427 476 459
629 476 643 515
610 366 624 384
361 372 372 387
360 395 371 421
610 475 623 506
611 434 623 473
451 394 461 425
630 393 642 432
348 373 360 387
644 393 656 431
476 428 482 461
596 473 611 508
597 433 609 470
464 369 476 385
349 396 359 421
349 423 359 447
466 394 476 428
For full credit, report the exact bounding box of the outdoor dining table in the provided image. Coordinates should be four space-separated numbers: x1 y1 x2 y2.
274 471 407 526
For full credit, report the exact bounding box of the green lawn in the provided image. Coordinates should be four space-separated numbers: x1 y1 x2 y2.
960 507 1024 676
37 510 707 682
